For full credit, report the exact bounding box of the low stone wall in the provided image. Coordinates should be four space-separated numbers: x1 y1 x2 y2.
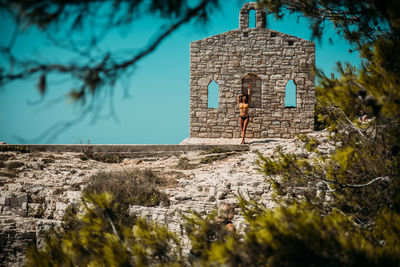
0 144 249 159
1 144 249 152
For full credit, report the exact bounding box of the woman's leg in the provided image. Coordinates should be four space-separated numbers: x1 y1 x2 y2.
242 117 249 144
239 117 244 136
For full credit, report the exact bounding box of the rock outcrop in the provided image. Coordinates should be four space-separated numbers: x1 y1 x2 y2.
0 132 333 266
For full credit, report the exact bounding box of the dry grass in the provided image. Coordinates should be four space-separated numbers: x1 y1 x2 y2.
84 169 170 208
81 169 170 227
175 157 198 170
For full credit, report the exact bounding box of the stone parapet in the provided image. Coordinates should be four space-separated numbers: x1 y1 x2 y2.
0 144 249 157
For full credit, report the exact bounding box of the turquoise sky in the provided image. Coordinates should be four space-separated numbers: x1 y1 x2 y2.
0 1 360 144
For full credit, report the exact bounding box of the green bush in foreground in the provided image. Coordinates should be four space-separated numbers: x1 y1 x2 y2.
203 198 400 266
27 194 400 266
27 193 183 267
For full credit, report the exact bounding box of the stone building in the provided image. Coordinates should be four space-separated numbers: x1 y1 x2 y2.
189 2 315 139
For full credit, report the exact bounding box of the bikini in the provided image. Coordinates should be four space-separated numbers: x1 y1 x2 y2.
239 103 249 120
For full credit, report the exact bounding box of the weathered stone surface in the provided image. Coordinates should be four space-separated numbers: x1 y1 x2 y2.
0 131 333 265
190 2 315 139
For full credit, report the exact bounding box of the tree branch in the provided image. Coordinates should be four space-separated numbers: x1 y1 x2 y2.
320 176 389 191
111 0 210 71
1 0 212 88
328 106 366 137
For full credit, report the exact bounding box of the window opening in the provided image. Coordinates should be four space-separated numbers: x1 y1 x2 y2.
208 80 219 108
271 32 277 37
285 80 296 108
249 9 256 28
242 74 262 108
243 31 249 37
288 40 294 46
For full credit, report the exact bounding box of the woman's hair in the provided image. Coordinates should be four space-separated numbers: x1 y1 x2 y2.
217 203 235 221
241 94 249 103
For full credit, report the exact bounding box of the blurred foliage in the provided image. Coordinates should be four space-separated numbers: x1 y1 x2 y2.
0 0 219 100
258 0 400 46
183 210 238 265
256 0 400 224
26 193 400 266
199 197 400 266
26 193 183 266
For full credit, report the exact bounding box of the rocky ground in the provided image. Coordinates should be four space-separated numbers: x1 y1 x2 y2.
0 131 333 266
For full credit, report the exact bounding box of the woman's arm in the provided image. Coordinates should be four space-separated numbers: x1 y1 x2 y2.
247 84 251 104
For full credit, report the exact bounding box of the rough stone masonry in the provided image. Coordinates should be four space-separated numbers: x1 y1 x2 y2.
190 2 315 139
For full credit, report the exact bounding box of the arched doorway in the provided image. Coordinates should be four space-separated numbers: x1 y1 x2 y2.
242 74 261 108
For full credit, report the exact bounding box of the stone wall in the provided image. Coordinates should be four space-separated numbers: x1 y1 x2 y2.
190 2 315 138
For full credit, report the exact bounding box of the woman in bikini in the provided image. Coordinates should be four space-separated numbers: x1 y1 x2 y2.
238 84 251 144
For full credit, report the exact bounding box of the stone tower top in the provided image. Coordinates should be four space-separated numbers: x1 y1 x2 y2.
239 2 266 29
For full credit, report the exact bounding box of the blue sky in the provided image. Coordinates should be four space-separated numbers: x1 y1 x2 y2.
0 1 360 144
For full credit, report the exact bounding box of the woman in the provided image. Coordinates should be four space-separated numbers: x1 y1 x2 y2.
238 84 251 144
188 203 235 263
216 203 235 232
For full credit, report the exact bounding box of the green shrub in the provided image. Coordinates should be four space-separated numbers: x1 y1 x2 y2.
27 193 183 267
83 169 169 227
201 199 400 266
61 203 81 232
33 205 45 219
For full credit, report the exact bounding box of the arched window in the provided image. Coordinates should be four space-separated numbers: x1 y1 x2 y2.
242 74 261 108
285 80 296 108
208 80 219 108
249 9 256 28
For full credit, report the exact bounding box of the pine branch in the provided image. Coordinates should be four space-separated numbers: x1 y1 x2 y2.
0 0 212 86
320 176 389 192
328 106 366 137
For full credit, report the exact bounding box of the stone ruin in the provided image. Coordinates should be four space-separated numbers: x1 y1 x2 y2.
189 2 315 139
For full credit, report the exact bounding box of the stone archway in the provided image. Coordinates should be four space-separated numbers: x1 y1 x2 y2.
242 73 261 108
